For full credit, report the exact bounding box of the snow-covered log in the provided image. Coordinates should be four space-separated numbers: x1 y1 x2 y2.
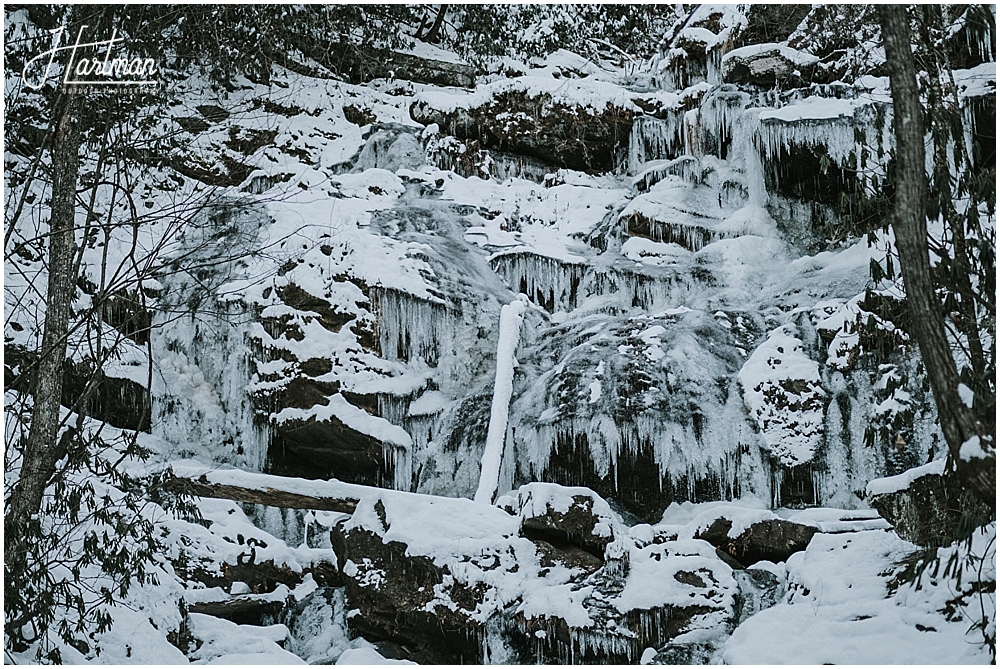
164 464 364 513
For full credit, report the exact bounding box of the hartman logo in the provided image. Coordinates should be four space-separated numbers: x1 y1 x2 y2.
22 24 158 89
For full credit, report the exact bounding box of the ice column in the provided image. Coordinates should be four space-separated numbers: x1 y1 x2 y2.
474 296 528 504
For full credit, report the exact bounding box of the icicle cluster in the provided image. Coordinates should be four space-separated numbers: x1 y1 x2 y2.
372 286 453 364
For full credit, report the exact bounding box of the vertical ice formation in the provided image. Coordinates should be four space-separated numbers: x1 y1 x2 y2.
490 252 699 315
372 287 451 365
628 112 692 174
490 253 587 313
150 199 270 470
475 296 528 504
152 306 269 470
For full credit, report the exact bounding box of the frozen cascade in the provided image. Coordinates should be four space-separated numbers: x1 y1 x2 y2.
490 252 702 314
698 86 751 159
151 305 269 470
371 286 453 365
490 253 587 313
513 404 771 506
758 101 892 174
150 198 271 470
628 113 687 174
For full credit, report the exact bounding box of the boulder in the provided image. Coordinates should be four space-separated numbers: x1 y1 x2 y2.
722 44 818 88
696 516 817 565
866 461 994 547
508 537 736 664
509 482 622 559
731 568 784 625
331 493 543 664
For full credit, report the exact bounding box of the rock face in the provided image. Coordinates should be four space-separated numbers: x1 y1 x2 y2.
332 483 741 664
867 465 994 547
411 87 634 173
696 516 818 566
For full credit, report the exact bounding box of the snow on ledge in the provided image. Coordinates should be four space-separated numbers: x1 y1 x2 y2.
760 96 865 123
865 459 946 497
722 43 819 68
274 393 412 449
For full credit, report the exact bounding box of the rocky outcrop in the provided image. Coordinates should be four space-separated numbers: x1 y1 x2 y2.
866 463 994 547
722 44 818 88
411 88 634 173
332 483 739 664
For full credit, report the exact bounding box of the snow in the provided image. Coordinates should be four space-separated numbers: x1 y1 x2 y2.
958 382 975 408
738 325 826 466
415 74 638 117
614 538 735 612
476 296 528 504
187 614 304 664
407 390 452 416
337 648 417 665
723 527 995 664
760 95 864 122
722 43 820 68
274 392 413 449
960 435 990 461
954 61 997 99
865 459 946 497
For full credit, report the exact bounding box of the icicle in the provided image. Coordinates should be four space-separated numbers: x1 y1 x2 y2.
490 253 587 313
629 113 687 174
475 296 527 504
372 286 452 364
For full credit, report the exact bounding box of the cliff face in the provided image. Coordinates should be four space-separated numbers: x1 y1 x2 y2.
4 4 995 664
125 7 993 516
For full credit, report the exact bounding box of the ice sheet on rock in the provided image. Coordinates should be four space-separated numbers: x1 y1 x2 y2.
407 390 453 416
738 325 825 466
511 309 769 502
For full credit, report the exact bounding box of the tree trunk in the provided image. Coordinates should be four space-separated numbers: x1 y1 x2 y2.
7 86 83 547
424 4 448 43
878 5 995 504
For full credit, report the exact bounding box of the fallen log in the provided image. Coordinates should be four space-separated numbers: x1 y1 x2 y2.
187 596 286 626
162 463 363 513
